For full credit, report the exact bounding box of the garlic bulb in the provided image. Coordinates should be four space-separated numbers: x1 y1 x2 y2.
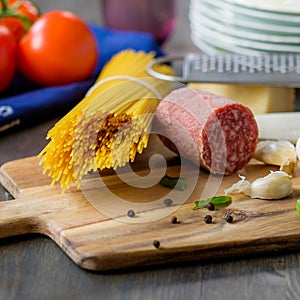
224 171 293 199
254 140 297 174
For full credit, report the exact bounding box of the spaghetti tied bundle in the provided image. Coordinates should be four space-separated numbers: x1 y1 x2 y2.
38 50 174 192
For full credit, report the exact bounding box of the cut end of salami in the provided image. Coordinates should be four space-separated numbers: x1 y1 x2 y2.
154 87 259 175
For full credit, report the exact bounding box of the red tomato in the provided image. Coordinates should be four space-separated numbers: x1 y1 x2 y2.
17 10 98 86
0 0 39 40
0 25 16 92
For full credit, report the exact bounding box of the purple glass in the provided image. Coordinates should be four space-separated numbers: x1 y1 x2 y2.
101 0 176 45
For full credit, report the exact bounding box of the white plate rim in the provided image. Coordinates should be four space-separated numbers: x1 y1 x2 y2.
220 0 300 14
189 8 300 44
190 17 300 53
190 31 267 55
192 2 300 34
200 0 300 23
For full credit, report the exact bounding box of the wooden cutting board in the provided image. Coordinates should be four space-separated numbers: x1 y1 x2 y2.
1 136 300 272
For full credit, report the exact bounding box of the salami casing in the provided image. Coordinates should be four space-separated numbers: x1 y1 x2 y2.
154 87 258 175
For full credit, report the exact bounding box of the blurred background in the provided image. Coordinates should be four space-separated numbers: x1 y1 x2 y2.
34 0 300 56
33 0 198 55
33 0 300 111
3 0 299 115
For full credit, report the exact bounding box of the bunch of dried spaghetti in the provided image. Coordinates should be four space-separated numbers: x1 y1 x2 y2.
38 50 174 192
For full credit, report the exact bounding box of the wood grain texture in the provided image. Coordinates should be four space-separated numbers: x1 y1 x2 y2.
1 147 300 272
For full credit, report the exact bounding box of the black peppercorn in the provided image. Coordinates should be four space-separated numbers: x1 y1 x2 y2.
127 209 135 218
207 202 215 211
225 215 233 223
171 216 178 224
163 198 173 206
204 214 212 224
153 240 160 248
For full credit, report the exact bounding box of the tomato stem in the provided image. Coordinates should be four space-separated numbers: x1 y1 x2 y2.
0 0 7 11
0 0 31 31
10 12 31 29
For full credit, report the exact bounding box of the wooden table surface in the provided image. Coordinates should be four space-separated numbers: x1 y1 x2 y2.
1 1 300 299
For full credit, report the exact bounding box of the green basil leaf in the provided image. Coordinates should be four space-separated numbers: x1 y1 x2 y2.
193 195 232 210
296 199 300 216
208 195 232 208
160 175 187 191
193 199 210 210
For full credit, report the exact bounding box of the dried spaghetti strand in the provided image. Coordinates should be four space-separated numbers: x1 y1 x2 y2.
72 79 165 184
38 50 174 192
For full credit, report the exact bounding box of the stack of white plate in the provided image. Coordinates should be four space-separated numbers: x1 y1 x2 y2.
189 0 300 55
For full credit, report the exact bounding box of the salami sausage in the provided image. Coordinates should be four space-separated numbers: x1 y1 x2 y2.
154 87 258 175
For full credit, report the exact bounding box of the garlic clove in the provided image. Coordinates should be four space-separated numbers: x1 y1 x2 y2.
254 140 298 174
225 171 293 200
224 175 251 196
296 137 300 161
250 171 292 199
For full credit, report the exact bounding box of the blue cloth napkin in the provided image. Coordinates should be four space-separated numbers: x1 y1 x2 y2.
0 24 164 134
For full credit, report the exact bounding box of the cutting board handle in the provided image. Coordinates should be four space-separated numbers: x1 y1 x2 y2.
0 199 42 238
